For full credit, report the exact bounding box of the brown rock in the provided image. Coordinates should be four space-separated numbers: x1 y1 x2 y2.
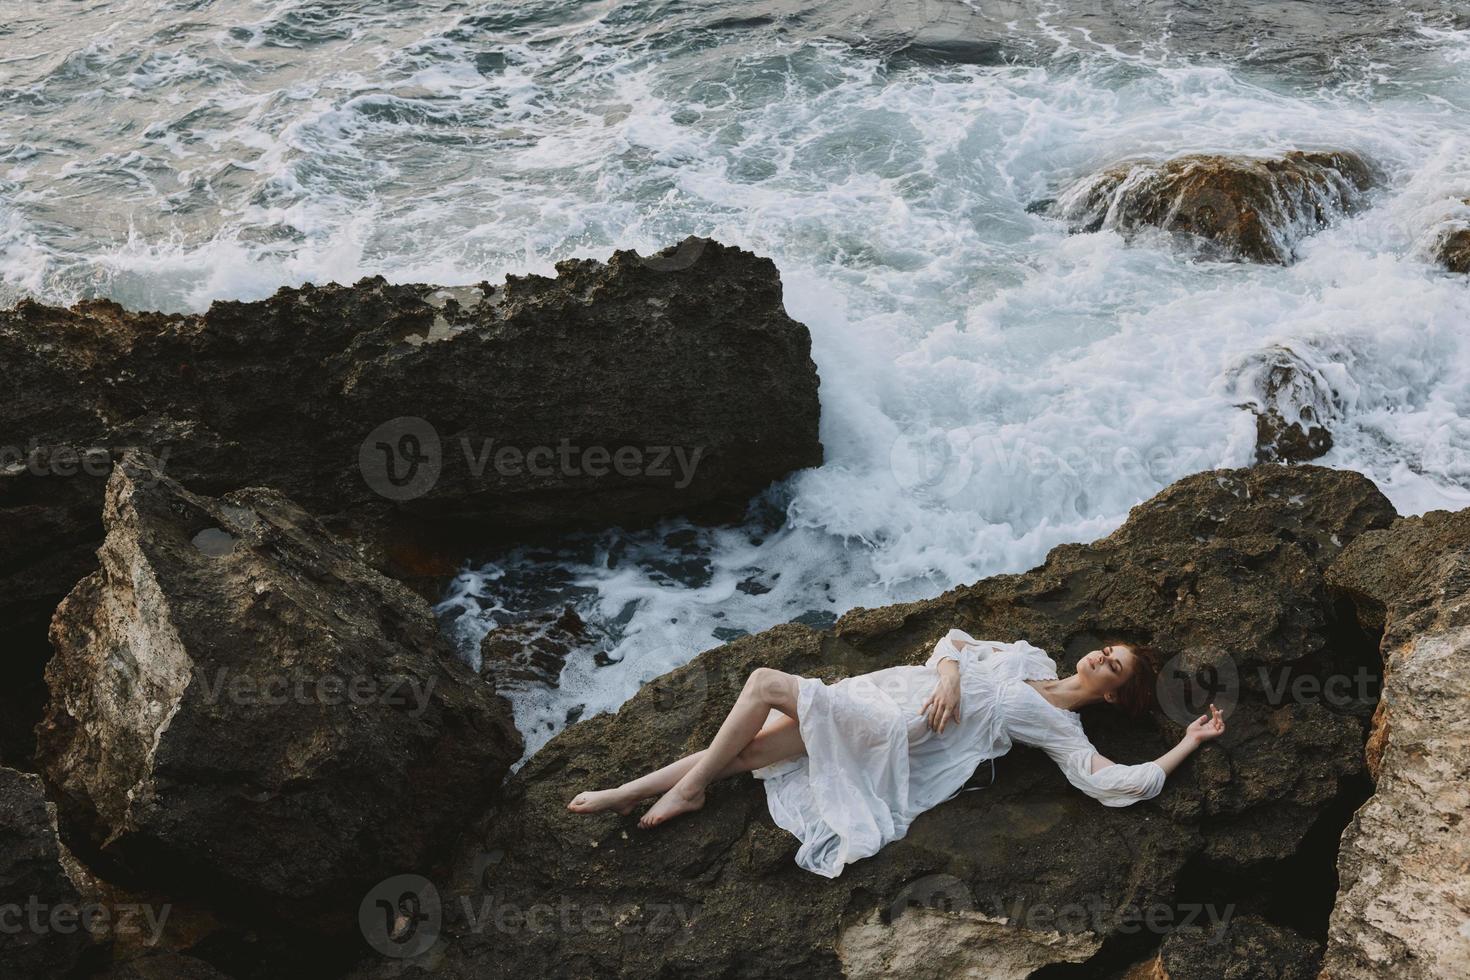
1049 151 1377 264
34 453 521 936
1321 509 1470 979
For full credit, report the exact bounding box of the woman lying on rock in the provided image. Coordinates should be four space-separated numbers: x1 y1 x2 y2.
568 631 1226 877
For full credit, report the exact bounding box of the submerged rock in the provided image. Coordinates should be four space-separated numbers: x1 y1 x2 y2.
1048 151 1377 264
0 237 822 620
1227 345 1339 464
1432 225 1470 274
0 766 88 979
479 606 589 690
34 453 521 934
343 465 1393 978
1320 509 1470 979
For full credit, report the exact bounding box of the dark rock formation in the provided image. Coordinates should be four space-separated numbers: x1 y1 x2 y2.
341 465 1393 978
1320 509 1470 978
0 766 88 980
0 235 821 764
34 453 521 936
1047 151 1377 264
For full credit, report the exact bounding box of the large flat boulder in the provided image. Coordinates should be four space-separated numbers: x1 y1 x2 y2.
344 465 1394 978
1320 510 1470 979
1046 151 1377 264
34 453 522 935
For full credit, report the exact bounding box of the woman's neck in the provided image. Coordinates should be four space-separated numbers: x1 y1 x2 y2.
1028 676 1099 712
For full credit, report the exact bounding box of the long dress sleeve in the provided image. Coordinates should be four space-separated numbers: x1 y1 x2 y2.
1036 725 1165 806
925 629 1001 671
1004 679 1165 807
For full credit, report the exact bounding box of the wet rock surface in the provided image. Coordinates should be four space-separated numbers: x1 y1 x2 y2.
34 453 521 937
342 465 1394 978
1047 151 1377 264
1320 509 1470 979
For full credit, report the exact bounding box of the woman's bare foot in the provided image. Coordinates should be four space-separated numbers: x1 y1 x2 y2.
567 787 639 816
638 782 705 828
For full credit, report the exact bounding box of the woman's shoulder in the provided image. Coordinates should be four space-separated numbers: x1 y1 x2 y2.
1010 640 1059 679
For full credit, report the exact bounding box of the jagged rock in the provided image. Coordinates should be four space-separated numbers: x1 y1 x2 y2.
34 453 522 935
342 465 1393 978
0 766 88 980
1320 509 1470 979
479 606 588 690
0 236 821 792
1047 151 1377 264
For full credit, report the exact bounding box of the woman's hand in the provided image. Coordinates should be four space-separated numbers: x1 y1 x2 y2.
1185 704 1226 745
921 661 962 734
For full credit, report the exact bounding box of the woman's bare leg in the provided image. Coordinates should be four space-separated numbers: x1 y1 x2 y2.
639 667 800 828
568 709 804 815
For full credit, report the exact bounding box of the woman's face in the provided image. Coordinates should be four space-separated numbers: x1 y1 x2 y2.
1077 643 1137 699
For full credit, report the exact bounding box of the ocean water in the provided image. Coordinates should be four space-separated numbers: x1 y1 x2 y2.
6 0 1470 760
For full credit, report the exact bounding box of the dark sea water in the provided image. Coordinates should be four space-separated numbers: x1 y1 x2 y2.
6 0 1470 758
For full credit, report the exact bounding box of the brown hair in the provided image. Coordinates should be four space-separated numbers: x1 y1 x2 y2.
1112 643 1160 718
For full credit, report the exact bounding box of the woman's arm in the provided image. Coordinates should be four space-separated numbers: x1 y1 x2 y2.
1038 704 1226 805
1148 703 1227 776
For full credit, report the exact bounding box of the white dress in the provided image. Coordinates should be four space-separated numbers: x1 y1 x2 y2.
751 629 1166 878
